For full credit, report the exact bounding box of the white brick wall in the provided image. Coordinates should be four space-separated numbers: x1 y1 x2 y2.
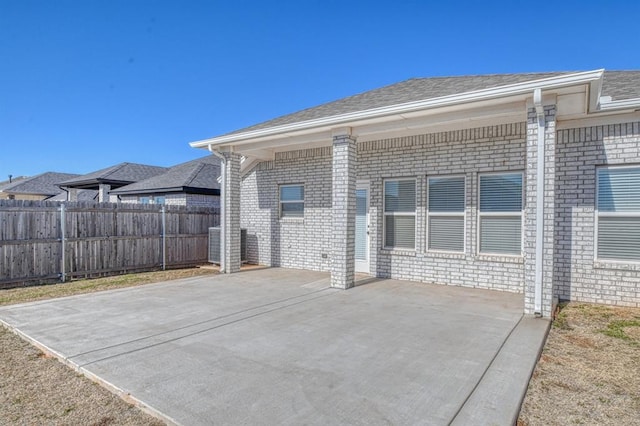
113 193 219 207
242 124 527 294
240 119 640 308
555 121 640 307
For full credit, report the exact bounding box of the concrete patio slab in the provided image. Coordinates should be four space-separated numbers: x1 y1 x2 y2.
0 268 549 425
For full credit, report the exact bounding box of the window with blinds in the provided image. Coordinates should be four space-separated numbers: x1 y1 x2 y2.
478 173 523 255
428 176 465 252
384 179 416 249
280 184 304 218
597 166 640 261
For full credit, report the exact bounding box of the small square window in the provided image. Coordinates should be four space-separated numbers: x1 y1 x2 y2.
280 184 304 218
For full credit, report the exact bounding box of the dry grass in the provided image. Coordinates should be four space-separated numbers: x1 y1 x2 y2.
0 267 218 425
518 302 640 425
0 267 217 307
0 326 166 425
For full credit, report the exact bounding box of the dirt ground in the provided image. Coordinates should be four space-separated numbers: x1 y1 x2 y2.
518 302 640 425
0 267 219 425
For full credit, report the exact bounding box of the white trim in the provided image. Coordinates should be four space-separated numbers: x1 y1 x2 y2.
599 97 640 111
191 70 604 149
557 110 640 130
383 177 417 251
477 171 524 256
426 174 466 253
355 182 370 274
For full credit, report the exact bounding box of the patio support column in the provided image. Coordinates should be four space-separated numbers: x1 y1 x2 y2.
221 151 242 273
331 128 357 289
524 102 556 317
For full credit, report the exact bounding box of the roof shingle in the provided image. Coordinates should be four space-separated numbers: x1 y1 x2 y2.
110 155 220 195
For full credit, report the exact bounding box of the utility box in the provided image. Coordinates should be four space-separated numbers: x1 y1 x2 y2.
208 227 247 264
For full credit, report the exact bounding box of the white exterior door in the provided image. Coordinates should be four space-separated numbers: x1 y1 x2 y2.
355 183 370 273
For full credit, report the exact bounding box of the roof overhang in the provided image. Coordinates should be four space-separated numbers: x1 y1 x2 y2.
191 69 617 158
111 186 220 196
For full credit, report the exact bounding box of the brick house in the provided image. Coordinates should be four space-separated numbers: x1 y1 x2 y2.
59 162 168 202
191 70 640 317
109 155 220 207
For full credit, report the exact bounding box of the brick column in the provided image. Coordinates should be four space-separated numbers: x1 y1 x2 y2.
331 130 357 289
66 188 78 201
221 151 242 273
524 105 556 316
98 184 110 202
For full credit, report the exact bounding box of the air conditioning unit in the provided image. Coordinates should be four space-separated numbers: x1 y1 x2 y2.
208 227 247 264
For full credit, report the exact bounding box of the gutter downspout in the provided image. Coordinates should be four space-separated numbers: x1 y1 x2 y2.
533 89 545 316
208 145 227 273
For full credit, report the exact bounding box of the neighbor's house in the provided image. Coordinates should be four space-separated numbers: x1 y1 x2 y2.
191 69 640 317
0 176 27 199
109 155 221 207
0 172 80 200
58 162 168 202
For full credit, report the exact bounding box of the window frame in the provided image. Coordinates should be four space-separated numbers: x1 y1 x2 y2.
279 183 305 219
427 174 466 253
139 196 150 204
595 164 640 263
383 177 417 250
477 171 524 256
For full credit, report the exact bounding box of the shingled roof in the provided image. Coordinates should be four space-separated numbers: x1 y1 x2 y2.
226 70 640 136
2 172 80 197
58 162 168 189
111 155 220 196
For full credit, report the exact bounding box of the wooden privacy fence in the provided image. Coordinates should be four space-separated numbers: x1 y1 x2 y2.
0 200 219 288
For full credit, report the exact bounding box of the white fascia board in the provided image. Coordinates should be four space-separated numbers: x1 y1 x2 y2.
598 97 640 111
190 69 604 149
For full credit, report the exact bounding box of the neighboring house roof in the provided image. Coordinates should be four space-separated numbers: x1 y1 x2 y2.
2 172 80 197
47 189 98 202
111 155 221 196
58 162 169 189
0 176 28 191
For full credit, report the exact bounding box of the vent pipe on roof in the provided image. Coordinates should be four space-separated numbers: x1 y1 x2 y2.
533 89 545 316
8 175 12 183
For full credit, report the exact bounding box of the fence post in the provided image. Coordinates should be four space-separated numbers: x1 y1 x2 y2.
161 205 166 270
60 203 66 282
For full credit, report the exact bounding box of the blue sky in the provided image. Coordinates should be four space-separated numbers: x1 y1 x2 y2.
1 0 639 177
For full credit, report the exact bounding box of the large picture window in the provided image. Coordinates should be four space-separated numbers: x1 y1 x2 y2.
384 179 416 249
596 166 640 261
478 173 523 255
280 184 304 218
428 176 465 252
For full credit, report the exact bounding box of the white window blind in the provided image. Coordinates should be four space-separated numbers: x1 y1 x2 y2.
384 179 416 249
597 167 640 261
280 184 304 218
428 176 465 252
479 173 523 255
